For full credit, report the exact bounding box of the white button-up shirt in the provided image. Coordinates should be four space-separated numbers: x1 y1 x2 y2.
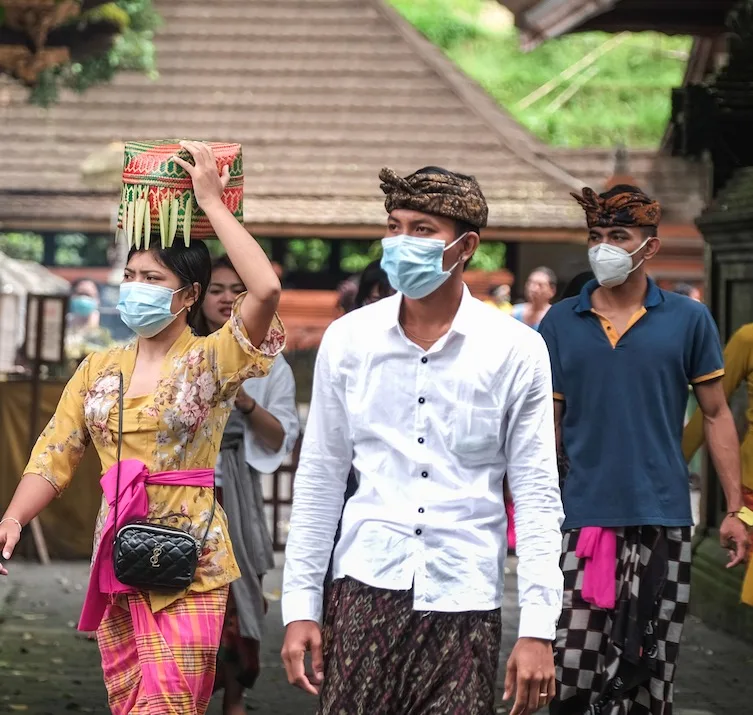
216 355 300 487
282 287 564 640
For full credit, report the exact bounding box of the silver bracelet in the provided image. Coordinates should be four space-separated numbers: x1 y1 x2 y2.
0 517 22 533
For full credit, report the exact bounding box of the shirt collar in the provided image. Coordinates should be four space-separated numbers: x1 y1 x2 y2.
380 284 475 336
574 277 663 314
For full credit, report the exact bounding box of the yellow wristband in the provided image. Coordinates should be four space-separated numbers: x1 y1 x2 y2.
736 506 753 527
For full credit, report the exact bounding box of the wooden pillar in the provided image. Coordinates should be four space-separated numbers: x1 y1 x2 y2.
505 242 521 300
328 239 342 281
41 233 56 266
270 237 288 266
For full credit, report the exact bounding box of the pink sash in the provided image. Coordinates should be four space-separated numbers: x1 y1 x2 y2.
576 526 617 610
78 459 214 632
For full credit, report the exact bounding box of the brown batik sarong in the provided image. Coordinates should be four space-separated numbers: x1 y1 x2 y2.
552 526 692 715
318 577 502 715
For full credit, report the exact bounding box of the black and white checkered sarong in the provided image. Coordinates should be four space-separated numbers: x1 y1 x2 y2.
552 526 692 715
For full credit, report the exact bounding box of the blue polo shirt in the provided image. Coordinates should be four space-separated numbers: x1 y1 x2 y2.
539 278 724 529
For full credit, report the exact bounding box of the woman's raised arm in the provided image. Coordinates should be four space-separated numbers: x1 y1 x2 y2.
173 141 281 347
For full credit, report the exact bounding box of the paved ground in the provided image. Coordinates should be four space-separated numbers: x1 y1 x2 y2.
0 557 750 714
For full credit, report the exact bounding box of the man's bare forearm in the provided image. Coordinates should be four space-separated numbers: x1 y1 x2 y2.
704 408 744 512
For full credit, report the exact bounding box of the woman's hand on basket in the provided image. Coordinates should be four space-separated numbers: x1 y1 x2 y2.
173 141 231 213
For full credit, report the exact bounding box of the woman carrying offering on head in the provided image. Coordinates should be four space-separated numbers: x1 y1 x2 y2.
197 255 299 715
0 140 285 715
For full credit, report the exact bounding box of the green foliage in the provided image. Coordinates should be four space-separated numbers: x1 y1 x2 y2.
54 234 111 266
469 241 506 271
205 240 226 259
393 0 485 47
388 0 690 148
340 241 383 274
206 237 272 260
0 233 44 262
29 0 161 106
0 232 112 265
286 239 330 272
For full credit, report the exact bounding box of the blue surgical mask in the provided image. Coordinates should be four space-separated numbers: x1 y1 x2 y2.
117 282 187 338
380 233 466 300
70 295 98 318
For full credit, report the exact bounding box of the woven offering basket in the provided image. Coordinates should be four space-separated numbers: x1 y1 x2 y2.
118 140 243 248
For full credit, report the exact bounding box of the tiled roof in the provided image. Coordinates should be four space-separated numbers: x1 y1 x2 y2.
0 0 594 238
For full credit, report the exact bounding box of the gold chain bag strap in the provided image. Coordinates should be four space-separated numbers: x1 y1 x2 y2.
112 372 216 592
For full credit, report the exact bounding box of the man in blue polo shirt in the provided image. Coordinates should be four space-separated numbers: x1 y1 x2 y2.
540 184 748 715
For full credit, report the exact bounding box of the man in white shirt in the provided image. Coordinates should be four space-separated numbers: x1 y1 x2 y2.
281 166 565 715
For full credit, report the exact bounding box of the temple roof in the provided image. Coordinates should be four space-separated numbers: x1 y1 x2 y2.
0 0 598 240
498 0 735 50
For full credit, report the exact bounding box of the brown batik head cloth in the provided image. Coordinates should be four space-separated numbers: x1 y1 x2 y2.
379 166 488 229
571 184 662 229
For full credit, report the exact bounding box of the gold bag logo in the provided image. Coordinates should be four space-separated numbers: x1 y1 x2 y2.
150 544 163 568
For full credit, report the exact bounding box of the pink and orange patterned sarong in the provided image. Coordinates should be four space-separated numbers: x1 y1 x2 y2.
97 586 228 715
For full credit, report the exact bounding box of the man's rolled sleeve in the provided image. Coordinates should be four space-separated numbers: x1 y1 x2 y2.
688 306 725 384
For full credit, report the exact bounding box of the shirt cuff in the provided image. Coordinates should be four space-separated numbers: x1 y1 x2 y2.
518 604 561 641
281 589 324 626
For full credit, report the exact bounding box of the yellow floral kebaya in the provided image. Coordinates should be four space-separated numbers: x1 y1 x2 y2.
25 294 285 612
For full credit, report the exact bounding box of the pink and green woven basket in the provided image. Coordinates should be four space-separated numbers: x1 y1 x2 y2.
118 140 244 248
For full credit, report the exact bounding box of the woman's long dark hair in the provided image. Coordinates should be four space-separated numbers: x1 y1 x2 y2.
353 260 392 310
127 242 212 331
192 254 237 337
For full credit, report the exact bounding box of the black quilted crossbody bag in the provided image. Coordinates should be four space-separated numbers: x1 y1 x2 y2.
112 372 216 592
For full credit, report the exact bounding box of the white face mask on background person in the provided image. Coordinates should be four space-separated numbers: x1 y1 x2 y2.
588 237 652 288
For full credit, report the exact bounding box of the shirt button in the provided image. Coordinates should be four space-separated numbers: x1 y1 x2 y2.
417 437 424 444
418 397 425 404
415 529 422 536
421 357 428 364
421 471 428 478
418 507 425 514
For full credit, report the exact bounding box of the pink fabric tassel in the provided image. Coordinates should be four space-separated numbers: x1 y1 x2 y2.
505 501 517 552
79 460 214 632
575 526 617 610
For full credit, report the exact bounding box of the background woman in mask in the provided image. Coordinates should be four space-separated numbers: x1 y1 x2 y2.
65 278 113 367
0 141 285 715
69 278 101 330
196 255 299 715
